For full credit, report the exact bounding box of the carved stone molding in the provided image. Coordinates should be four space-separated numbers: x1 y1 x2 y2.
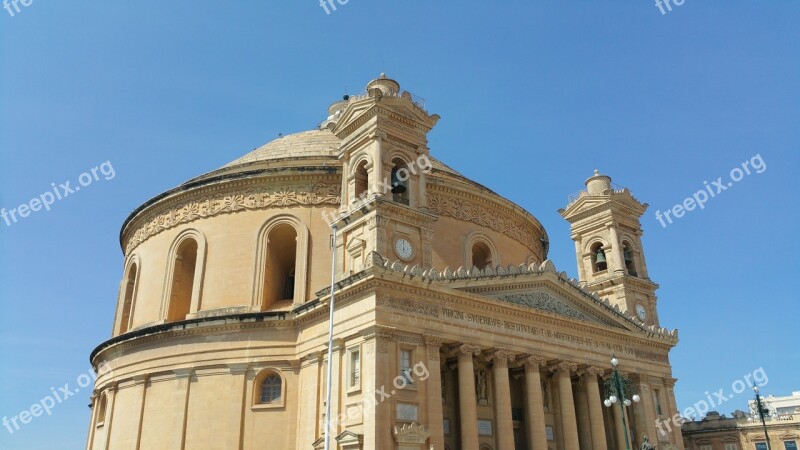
455 343 481 357
361 325 395 354
521 356 548 375
548 361 578 375
124 182 340 254
583 366 605 378
486 348 516 366
424 335 444 362
377 296 439 319
427 191 543 254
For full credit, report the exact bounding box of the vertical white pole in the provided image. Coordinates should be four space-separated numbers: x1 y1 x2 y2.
323 224 338 450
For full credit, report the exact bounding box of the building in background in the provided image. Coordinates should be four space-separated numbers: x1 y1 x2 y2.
85 75 684 450
682 392 800 450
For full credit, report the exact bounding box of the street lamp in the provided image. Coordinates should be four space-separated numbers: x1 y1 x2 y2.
751 386 772 450
603 354 641 450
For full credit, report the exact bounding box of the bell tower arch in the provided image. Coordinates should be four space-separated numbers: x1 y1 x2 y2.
326 74 440 277
559 170 661 326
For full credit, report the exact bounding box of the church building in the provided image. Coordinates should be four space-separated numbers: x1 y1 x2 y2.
86 75 684 450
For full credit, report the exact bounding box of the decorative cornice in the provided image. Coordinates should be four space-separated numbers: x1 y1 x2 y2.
427 190 543 256
124 181 340 254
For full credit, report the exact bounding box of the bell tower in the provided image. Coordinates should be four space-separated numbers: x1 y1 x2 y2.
559 170 661 326
326 74 440 277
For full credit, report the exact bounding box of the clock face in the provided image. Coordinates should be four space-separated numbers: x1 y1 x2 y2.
394 238 413 260
636 304 647 321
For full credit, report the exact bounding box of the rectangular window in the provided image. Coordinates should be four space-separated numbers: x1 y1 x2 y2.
348 347 361 390
400 349 413 384
653 388 663 416
725 444 738 450
785 441 798 450
700 446 712 450
756 443 768 450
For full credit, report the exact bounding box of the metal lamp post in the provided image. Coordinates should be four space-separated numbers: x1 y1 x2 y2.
751 386 772 450
603 355 641 450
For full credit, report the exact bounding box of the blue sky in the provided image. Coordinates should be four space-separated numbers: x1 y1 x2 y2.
1 1 798 448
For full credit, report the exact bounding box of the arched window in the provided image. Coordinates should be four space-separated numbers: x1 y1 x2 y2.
471 241 493 270
118 261 138 334
622 241 637 277
465 233 499 270
390 158 410 205
252 369 285 408
167 238 198 322
260 374 282 404
354 159 369 202
263 223 297 309
253 216 309 310
95 393 107 426
590 242 607 273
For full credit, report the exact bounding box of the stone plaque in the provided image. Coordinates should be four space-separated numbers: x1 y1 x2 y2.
396 402 418 422
477 419 493 436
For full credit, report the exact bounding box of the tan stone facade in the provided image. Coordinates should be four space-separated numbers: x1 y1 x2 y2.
86 75 684 450
682 410 800 450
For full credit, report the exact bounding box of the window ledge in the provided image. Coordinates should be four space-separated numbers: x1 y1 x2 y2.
251 402 284 411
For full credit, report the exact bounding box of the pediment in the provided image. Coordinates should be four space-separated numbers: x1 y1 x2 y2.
489 287 629 329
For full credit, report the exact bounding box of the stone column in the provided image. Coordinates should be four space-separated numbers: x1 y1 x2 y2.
665 379 684 447
228 363 249 449
607 225 625 274
611 401 628 450
102 386 118 450
575 376 593 450
456 344 481 450
584 368 608 450
574 239 587 282
132 375 149 450
523 356 548 450
488 349 515 450
370 131 386 196
425 336 445 450
297 353 323 449
550 362 580 450
635 380 658 447
173 368 193 450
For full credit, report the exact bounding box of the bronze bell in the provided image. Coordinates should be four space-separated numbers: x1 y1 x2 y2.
391 169 407 194
595 248 607 264
624 248 634 263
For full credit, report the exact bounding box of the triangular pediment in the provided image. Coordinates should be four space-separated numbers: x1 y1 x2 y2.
492 289 613 326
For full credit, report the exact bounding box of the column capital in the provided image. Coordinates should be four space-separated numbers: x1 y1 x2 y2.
521 355 548 370
369 130 388 141
486 348 516 362
486 348 516 366
424 334 445 347
579 366 605 378
548 361 578 375
449 343 480 357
